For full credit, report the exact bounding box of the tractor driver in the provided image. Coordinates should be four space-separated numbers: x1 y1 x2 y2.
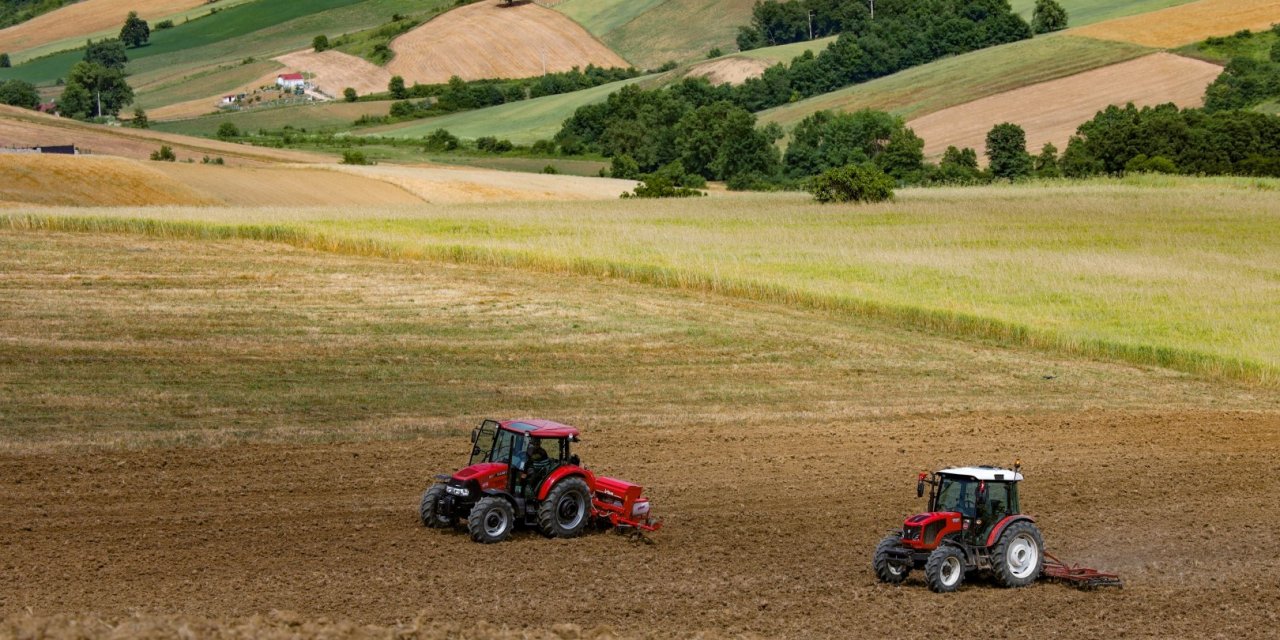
525 439 559 497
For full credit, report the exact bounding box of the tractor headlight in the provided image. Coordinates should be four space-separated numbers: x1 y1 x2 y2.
446 486 470 497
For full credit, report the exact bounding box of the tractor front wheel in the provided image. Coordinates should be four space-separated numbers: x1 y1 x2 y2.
925 545 966 593
419 483 456 528
991 521 1044 588
467 496 515 543
873 534 911 584
537 477 591 538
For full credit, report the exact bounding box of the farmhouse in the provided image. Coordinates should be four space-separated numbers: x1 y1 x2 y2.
276 73 306 89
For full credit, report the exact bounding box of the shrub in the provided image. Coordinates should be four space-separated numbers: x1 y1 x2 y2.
610 154 641 180
156 19 175 30
541 165 559 174
708 48 723 58
216 122 240 139
313 35 330 52
531 139 556 155
128 107 149 129
423 128 460 151
201 155 225 165
150 145 176 162
808 164 895 203
475 136 513 153
0 53 10 68
343 87 358 102
1124 154 1178 175
621 176 706 198
342 150 372 165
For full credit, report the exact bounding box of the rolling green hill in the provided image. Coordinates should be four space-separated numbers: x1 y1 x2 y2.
555 0 758 68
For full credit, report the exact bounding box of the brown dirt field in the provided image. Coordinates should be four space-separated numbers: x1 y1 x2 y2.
0 230 1278 637
683 57 772 86
0 0 206 55
1072 0 1280 48
386 1 630 85
908 53 1222 160
274 49 394 98
0 154 219 206
330 163 640 202
0 105 331 166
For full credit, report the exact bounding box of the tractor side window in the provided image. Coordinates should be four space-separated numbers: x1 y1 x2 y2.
987 483 1012 518
470 420 499 465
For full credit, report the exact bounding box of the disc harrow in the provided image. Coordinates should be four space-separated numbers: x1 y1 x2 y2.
1041 552 1123 589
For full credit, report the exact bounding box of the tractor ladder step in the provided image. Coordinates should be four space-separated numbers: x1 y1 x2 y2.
1041 552 1123 589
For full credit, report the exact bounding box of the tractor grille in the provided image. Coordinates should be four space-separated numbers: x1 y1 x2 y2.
902 525 921 541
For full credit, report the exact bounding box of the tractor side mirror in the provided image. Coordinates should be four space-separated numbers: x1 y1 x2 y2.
976 481 987 504
470 428 479 444
569 454 580 466
916 480 925 498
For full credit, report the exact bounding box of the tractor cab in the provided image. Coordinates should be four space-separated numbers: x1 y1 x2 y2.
465 418 582 498
921 466 1022 540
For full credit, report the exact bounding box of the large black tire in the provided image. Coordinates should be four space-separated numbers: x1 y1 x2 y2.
925 545 966 593
990 520 1044 588
467 496 515 543
873 533 911 584
419 483 456 528
537 477 591 539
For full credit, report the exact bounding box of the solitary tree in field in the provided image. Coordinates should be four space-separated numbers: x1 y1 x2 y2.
313 35 330 52
0 53 10 68
388 75 408 99
1031 0 1068 34
120 11 151 48
130 107 149 129
343 87 358 102
217 122 240 139
986 123 1033 180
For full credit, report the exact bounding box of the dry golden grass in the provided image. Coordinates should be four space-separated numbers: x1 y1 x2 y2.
273 49 393 97
683 56 773 85
1073 0 1280 47
0 154 219 206
909 53 1221 159
387 1 630 84
328 163 639 203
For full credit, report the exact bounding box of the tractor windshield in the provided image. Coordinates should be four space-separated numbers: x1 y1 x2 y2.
934 476 978 518
469 420 500 466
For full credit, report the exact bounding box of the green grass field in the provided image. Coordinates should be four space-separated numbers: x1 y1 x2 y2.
1009 0 1198 27
558 0 759 68
6 177 1278 385
134 59 284 112
369 75 650 143
760 34 1150 129
1176 28 1279 63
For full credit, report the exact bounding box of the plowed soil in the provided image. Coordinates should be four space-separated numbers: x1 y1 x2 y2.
1073 0 1280 48
386 1 630 85
909 53 1221 160
1 230 1278 638
1 412 1277 638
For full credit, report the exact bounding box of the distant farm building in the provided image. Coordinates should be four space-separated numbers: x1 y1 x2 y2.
276 73 306 89
0 145 80 155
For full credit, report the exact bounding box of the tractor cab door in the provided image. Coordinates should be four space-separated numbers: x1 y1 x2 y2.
469 419 501 465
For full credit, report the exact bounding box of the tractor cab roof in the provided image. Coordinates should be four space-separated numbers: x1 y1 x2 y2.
497 419 580 439
938 466 1022 482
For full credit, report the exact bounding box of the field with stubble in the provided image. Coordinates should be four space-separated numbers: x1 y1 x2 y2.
1 179 1278 638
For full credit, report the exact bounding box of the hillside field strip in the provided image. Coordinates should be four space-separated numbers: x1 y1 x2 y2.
557 0 759 68
760 35 1151 131
1073 0 1280 48
909 52 1222 159
6 178 1278 383
386 1 629 85
0 0 257 62
1008 0 1198 27
151 100 394 136
0 221 1277 637
145 68 285 122
275 49 393 97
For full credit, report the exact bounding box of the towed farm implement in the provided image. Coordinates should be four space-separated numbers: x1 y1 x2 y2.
874 463 1122 592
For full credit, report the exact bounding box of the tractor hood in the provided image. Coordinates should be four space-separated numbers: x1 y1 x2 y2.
452 462 507 482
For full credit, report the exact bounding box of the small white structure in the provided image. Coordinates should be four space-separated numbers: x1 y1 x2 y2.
276 73 306 89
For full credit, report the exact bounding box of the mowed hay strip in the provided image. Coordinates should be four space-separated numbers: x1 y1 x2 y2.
1072 0 1280 48
386 1 630 84
0 0 208 55
274 49 393 97
908 53 1222 159
152 164 426 206
0 155 219 206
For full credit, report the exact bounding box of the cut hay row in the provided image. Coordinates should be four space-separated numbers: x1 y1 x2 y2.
1072 0 1280 48
908 52 1222 159
3 192 1275 387
386 1 629 85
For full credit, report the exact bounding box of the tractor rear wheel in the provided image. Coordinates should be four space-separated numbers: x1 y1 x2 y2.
991 521 1044 588
873 534 911 584
537 477 591 539
467 496 515 543
419 483 456 528
924 545 966 593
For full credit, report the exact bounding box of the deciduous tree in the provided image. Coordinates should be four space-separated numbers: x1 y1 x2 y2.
120 11 150 48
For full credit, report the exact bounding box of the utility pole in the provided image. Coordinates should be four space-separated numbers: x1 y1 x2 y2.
870 0 875 20
808 10 814 40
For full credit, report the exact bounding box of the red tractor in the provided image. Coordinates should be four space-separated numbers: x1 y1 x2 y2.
873 464 1044 592
419 418 661 543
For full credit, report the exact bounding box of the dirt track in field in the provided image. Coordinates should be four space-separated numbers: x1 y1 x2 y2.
909 53 1221 160
386 1 630 84
3 411 1277 638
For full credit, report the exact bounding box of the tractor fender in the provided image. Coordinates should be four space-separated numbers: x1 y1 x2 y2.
985 515 1036 547
535 466 595 501
480 488 519 507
